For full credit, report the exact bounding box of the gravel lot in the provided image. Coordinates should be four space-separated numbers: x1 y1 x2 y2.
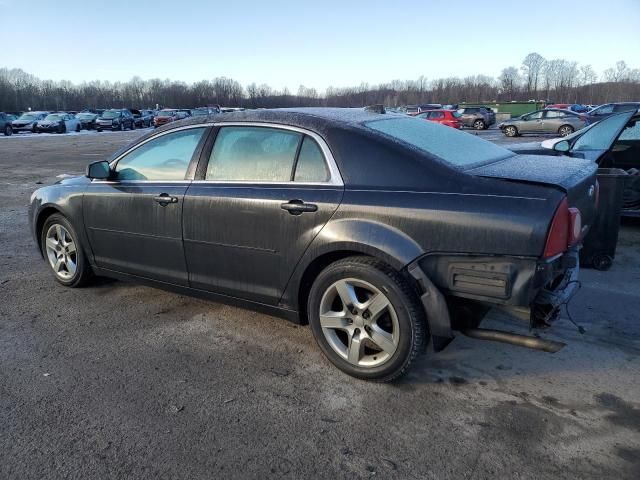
1 129 639 479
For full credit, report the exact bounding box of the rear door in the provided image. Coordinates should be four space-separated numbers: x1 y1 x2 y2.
83 126 209 285
183 124 344 305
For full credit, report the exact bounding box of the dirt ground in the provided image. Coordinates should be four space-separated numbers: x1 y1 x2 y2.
1 129 639 479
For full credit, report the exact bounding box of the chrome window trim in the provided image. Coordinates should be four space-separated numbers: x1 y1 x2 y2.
104 121 344 187
201 122 343 186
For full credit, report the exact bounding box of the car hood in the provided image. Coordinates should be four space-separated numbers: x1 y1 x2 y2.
55 175 91 186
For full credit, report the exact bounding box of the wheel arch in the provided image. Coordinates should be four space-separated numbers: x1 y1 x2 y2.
283 218 425 323
35 205 64 255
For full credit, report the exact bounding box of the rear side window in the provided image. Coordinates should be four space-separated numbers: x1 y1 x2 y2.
115 127 206 180
207 126 301 181
294 137 329 182
545 111 566 118
365 117 513 168
429 111 444 119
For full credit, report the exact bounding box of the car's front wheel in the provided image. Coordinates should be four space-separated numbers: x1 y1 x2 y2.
3 125 12 136
41 213 92 287
307 256 427 382
504 125 518 137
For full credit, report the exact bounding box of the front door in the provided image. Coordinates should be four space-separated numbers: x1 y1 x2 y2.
183 125 343 305
83 126 209 285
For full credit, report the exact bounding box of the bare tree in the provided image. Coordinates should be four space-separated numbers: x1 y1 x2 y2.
521 52 545 98
499 67 521 101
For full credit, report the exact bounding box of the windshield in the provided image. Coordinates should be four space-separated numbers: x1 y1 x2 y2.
158 110 176 117
103 111 121 119
18 114 40 121
44 114 62 121
365 117 513 168
191 108 209 116
572 112 634 151
76 113 95 119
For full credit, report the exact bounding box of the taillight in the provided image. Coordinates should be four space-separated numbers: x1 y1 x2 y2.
568 207 582 245
543 198 583 258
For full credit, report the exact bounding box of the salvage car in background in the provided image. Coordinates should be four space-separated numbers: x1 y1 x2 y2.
96 109 135 132
131 109 155 128
582 102 640 123
11 111 49 134
30 108 598 381
518 111 640 217
457 106 496 130
75 112 99 130
36 113 81 133
1 112 16 136
415 109 462 129
153 109 179 127
499 109 587 137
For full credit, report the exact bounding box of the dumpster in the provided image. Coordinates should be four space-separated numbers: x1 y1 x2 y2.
580 168 628 270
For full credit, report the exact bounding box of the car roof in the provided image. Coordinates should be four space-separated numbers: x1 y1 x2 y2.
159 108 393 132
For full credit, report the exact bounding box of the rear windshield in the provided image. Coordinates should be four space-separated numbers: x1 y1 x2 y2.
365 117 513 168
103 111 121 118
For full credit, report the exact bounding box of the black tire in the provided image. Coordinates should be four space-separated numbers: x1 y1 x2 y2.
58 123 66 134
558 125 574 137
473 119 486 130
3 124 12 136
75 124 81 132
32 124 37 133
119 122 124 131
130 120 135 130
96 128 102 132
40 213 93 287
504 125 518 137
307 256 427 382
592 254 613 271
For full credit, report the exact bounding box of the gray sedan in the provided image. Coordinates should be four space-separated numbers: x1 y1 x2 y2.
499 109 587 137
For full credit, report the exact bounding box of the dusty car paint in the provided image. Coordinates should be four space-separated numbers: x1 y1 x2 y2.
29 108 598 350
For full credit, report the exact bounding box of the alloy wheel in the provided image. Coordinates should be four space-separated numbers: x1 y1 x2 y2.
45 224 77 280
559 126 573 136
319 278 400 368
505 126 516 137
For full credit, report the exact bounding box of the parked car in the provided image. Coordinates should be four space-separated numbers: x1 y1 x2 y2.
11 111 49 134
401 104 442 116
177 109 191 119
416 109 462 129
457 106 496 130
96 109 135 132
582 102 640 123
29 108 598 381
0 112 14 136
153 109 179 127
511 111 640 218
499 109 587 137
190 106 221 117
75 112 99 130
131 109 154 128
36 113 81 133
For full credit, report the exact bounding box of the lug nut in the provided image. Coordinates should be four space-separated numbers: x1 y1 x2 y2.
351 308 358 316
363 311 371 320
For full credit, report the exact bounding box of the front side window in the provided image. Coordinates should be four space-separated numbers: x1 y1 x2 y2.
115 127 206 181
618 119 640 141
572 114 632 152
525 111 543 120
593 104 614 116
294 137 329 182
429 111 444 119
206 126 301 182
545 110 566 118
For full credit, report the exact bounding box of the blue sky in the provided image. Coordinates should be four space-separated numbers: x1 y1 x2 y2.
3 0 639 91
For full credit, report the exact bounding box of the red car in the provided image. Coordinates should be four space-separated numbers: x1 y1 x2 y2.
416 109 463 129
153 109 179 128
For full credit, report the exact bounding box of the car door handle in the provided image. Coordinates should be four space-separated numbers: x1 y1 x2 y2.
280 200 318 215
153 194 179 206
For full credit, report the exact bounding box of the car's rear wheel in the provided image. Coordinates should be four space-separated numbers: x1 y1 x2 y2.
473 119 486 130
307 256 427 382
504 125 518 137
130 120 135 130
41 213 92 287
558 125 574 137
119 122 124 131
3 125 12 136
75 124 81 132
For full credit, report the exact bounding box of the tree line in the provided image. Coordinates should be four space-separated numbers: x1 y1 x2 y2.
1 53 639 112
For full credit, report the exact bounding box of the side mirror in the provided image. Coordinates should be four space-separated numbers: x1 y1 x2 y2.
553 140 571 153
86 160 111 180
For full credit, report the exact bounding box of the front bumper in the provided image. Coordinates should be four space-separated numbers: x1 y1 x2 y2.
12 124 36 132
